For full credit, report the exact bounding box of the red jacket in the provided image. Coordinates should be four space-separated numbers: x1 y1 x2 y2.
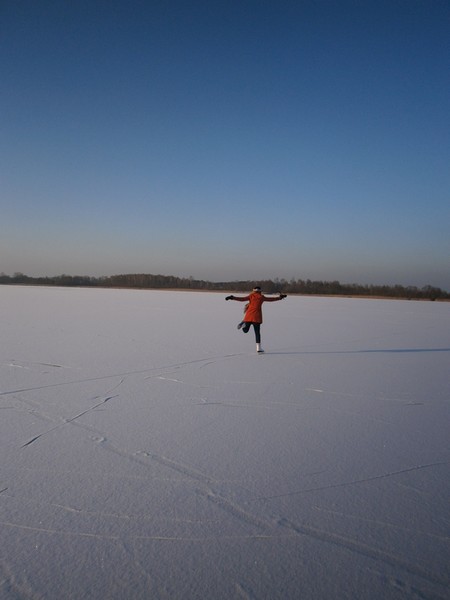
232 291 282 323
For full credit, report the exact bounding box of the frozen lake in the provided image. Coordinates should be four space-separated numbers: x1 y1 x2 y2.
1 286 449 599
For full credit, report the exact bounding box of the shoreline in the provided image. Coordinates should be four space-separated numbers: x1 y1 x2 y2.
1 283 448 302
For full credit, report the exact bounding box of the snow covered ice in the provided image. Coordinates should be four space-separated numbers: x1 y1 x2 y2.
0 285 449 600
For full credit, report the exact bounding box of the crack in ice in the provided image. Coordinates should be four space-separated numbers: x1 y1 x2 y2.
251 461 450 501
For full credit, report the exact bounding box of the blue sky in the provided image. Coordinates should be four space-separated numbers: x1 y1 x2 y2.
2 0 449 290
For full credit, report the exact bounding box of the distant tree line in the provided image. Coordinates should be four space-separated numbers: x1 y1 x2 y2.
1 272 448 300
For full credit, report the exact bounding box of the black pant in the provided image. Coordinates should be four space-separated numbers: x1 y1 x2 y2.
242 322 261 343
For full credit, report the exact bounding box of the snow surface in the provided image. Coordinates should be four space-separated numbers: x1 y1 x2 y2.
0 286 449 600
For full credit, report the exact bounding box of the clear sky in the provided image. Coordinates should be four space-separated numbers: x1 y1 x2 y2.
2 0 449 290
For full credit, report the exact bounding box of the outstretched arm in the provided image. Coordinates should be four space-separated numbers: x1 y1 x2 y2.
263 293 287 302
225 295 250 302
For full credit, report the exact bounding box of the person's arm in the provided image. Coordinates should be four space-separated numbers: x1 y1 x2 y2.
262 293 287 302
225 295 250 302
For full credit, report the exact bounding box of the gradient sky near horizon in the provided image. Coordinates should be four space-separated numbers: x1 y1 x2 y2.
2 0 449 290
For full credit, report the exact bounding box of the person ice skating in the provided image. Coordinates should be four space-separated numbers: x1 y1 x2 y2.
225 287 287 353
